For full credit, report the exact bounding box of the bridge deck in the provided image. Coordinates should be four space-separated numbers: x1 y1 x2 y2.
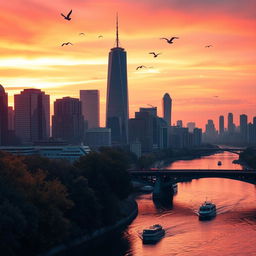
129 169 256 178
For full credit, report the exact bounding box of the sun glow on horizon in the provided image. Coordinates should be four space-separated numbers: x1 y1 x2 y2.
0 0 255 128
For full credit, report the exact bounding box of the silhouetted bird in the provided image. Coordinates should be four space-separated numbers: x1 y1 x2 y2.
98 35 103 38
205 45 213 48
213 96 219 98
79 32 85 36
61 42 73 46
136 65 147 70
160 37 179 44
61 10 72 21
149 52 161 58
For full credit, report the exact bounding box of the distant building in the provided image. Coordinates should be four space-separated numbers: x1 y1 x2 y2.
85 128 111 149
219 115 224 135
14 89 50 144
187 122 196 133
193 128 202 146
253 117 256 144
240 114 248 144
8 106 14 131
170 126 189 148
204 120 217 143
177 120 183 127
106 16 129 146
130 140 141 158
0 145 90 163
52 97 84 144
129 111 154 153
139 107 168 150
228 113 235 134
140 107 157 117
80 90 99 128
162 93 172 126
0 85 8 145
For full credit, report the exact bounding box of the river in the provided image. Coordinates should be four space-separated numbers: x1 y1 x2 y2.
90 152 256 256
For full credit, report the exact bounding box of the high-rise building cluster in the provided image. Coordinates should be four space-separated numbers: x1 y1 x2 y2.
1 16 254 161
0 17 203 157
203 113 256 145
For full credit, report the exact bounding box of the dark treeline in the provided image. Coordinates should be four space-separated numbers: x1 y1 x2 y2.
239 147 256 169
0 148 132 256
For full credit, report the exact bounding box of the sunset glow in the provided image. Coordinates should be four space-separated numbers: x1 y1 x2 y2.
1 0 256 128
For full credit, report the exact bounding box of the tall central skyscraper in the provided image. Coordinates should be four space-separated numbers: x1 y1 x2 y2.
106 15 129 145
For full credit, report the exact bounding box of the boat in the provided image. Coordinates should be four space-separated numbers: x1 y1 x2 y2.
217 161 222 166
198 201 216 220
142 224 165 244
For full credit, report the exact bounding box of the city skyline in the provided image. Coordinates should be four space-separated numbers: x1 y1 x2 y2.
0 0 255 128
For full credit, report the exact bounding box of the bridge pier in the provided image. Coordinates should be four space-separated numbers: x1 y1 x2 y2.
153 177 174 208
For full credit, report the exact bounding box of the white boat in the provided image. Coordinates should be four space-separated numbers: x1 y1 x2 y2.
198 201 216 220
217 161 222 166
142 224 165 244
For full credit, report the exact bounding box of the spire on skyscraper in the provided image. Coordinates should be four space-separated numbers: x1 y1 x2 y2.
116 13 119 47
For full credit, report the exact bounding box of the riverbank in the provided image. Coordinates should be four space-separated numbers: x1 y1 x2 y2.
153 148 222 169
40 197 138 256
238 147 256 169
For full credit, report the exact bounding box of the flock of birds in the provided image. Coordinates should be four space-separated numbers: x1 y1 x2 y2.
60 10 104 46
60 10 213 71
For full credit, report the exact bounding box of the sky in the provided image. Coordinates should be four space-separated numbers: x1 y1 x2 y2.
1 0 256 129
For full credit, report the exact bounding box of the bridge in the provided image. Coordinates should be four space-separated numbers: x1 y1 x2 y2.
129 169 256 184
129 169 256 200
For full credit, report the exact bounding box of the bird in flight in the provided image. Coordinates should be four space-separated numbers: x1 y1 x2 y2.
136 65 147 70
149 52 161 58
98 35 103 38
213 96 219 98
160 37 179 44
79 32 85 36
61 10 72 21
205 45 213 48
61 42 73 46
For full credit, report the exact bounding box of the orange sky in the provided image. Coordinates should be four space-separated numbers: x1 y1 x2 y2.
1 0 256 130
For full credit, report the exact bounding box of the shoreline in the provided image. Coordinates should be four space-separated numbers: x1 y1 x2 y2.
154 150 222 169
39 198 138 256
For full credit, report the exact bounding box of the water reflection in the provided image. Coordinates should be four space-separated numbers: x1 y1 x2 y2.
127 152 256 256
83 152 256 256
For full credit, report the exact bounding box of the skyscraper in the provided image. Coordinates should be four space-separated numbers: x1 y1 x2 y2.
0 85 8 145
14 89 50 144
8 106 14 131
177 120 183 127
106 15 129 146
163 93 172 126
205 119 217 142
187 122 196 133
80 90 99 128
240 114 248 143
228 113 235 134
52 97 84 144
219 115 224 135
